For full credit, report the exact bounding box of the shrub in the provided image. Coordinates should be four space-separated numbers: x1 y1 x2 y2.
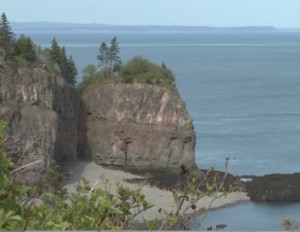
120 56 176 90
80 57 177 92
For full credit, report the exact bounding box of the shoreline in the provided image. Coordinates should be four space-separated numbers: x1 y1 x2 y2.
63 160 250 223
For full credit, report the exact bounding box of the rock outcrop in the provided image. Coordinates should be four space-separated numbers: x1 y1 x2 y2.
0 68 197 184
79 83 196 171
0 68 79 184
245 173 300 201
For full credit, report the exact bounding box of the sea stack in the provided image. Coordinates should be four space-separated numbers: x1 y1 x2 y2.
79 82 196 171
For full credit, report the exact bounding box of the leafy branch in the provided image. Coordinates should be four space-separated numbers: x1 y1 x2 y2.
145 158 234 230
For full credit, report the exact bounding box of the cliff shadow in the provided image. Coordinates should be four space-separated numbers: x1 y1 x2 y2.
51 82 93 185
76 96 93 160
64 96 94 183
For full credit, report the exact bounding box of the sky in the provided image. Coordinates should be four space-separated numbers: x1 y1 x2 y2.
1 0 300 27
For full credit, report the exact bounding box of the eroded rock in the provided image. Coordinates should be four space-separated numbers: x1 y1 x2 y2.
79 83 196 171
0 68 80 184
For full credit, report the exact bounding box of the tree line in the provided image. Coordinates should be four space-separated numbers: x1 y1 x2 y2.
1 12 175 90
80 36 176 92
0 13 36 68
0 12 77 85
48 38 77 85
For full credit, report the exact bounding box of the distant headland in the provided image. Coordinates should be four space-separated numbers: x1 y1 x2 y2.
11 21 300 34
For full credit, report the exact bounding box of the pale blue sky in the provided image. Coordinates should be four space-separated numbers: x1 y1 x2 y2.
1 0 300 27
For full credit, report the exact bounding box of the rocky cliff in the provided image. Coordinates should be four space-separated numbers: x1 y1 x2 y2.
0 68 79 184
79 83 196 171
0 68 197 184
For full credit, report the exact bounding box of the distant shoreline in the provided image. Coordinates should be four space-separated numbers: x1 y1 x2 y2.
12 21 300 34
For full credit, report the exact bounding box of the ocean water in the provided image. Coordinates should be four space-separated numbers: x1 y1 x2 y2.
192 201 300 230
18 30 300 230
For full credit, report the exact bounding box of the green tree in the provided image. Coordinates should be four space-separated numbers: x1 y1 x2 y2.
49 39 77 85
60 48 77 85
49 38 61 64
59 46 68 77
24 37 37 63
13 35 37 66
0 12 15 64
65 55 77 85
97 37 122 77
97 42 109 68
120 57 176 90
108 36 122 71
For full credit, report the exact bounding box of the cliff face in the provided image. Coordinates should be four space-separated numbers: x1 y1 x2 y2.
0 68 79 184
79 83 196 170
0 68 197 183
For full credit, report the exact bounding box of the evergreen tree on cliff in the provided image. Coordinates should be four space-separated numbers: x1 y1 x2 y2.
13 35 37 65
49 38 61 64
97 36 121 77
49 38 77 85
65 55 77 85
108 36 121 70
59 46 68 77
60 47 77 85
97 42 109 68
0 12 15 65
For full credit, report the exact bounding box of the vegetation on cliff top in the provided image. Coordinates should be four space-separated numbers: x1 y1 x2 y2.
80 56 177 92
0 12 77 85
80 36 177 92
1 12 176 91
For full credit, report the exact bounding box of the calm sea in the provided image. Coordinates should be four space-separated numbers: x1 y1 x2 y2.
18 29 300 230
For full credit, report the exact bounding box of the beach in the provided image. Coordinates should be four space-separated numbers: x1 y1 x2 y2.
64 160 250 223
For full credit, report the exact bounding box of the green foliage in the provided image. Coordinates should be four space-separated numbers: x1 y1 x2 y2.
0 121 30 230
66 55 78 84
97 36 122 75
79 66 108 92
98 42 109 68
49 38 61 64
49 38 77 85
0 175 152 230
41 160 66 195
81 37 176 91
144 162 233 230
0 12 15 65
108 36 122 70
120 56 176 90
80 57 177 92
281 218 300 230
0 122 11 176
20 178 152 230
12 35 37 67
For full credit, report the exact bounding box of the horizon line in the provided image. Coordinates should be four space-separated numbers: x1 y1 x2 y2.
10 21 300 30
